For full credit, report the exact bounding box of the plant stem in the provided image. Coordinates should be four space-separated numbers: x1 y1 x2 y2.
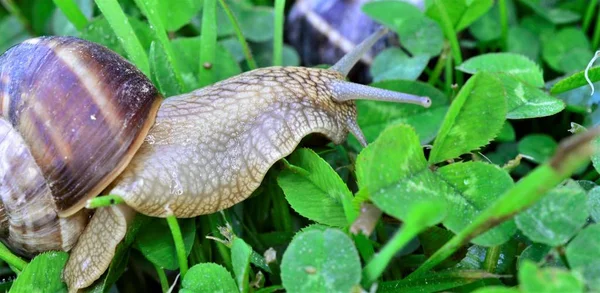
483 246 501 273
434 0 463 86
593 3 600 49
199 0 217 86
218 0 257 70
95 0 150 76
409 128 599 277
53 0 89 31
154 263 169 293
583 0 599 32
362 222 426 286
444 51 454 95
0 242 26 273
0 0 34 35
273 0 286 66
166 216 189 277
86 194 125 209
428 43 449 85
498 0 508 50
134 0 186 91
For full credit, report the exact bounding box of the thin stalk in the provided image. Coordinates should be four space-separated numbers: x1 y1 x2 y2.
199 0 217 86
95 0 150 76
483 246 501 273
428 43 449 85
53 0 89 31
362 222 427 286
218 0 257 70
444 52 454 96
0 0 34 35
583 0 599 32
166 216 189 277
273 0 286 66
434 0 463 85
498 0 508 50
0 242 26 272
154 263 169 293
208 214 232 269
409 128 599 277
86 194 125 209
593 3 600 49
133 0 185 91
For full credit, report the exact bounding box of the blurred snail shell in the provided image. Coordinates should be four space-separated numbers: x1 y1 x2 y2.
286 0 425 83
0 27 430 291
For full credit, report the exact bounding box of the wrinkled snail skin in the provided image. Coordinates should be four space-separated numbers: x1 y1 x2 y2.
0 27 431 292
110 67 355 217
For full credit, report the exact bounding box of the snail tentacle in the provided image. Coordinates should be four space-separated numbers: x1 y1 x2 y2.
329 80 432 107
330 26 389 76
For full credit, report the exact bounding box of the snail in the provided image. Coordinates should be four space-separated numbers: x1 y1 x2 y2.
0 27 430 291
286 0 425 83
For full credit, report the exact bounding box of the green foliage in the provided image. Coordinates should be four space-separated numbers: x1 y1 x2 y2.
280 228 361 293
429 73 507 163
180 263 238 293
9 252 68 293
278 148 352 227
1 0 600 292
515 183 588 246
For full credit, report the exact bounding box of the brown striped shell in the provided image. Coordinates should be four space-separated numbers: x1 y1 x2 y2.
0 36 161 256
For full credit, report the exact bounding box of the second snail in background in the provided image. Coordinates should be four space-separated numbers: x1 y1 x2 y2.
286 0 425 83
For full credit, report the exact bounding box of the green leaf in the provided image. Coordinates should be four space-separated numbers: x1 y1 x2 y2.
542 28 593 73
437 162 516 246
134 218 196 270
497 74 565 119
587 187 600 222
379 269 500 293
215 2 274 42
81 16 154 58
171 36 241 89
356 124 450 221
10 252 68 293
362 1 443 56
0 16 31 53
95 0 151 76
518 0 580 24
281 228 361 293
550 67 600 95
370 48 430 82
278 148 351 227
429 73 507 164
507 26 540 62
565 224 600 289
457 53 544 87
469 5 501 42
181 263 238 293
518 260 584 293
518 244 564 268
472 287 520 293
232 238 252 293
515 184 588 247
150 41 184 97
140 0 202 31
517 134 558 164
497 122 516 142
425 0 493 32
349 80 449 149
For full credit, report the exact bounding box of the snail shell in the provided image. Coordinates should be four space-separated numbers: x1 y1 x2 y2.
0 36 161 256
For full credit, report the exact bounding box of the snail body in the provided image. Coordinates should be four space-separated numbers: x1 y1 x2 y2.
0 28 430 291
